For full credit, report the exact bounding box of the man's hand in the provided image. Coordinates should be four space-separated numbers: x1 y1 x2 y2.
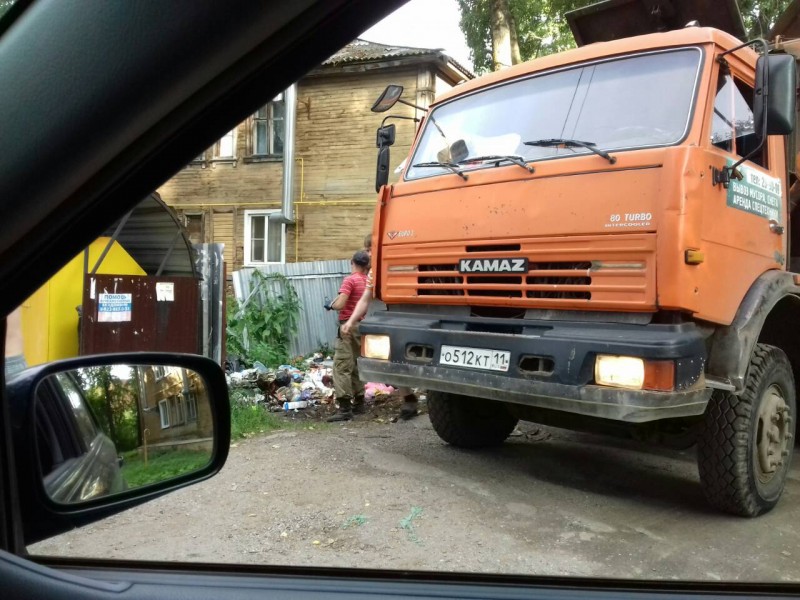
341 321 353 337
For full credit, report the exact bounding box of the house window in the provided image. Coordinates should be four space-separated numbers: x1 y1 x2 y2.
244 210 285 265
187 394 198 423
173 396 186 426
184 213 204 244
252 94 284 157
158 399 170 429
214 129 236 158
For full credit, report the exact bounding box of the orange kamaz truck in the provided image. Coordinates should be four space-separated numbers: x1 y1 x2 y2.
359 1 800 516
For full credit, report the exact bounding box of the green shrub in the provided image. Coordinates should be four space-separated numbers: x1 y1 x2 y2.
226 271 301 368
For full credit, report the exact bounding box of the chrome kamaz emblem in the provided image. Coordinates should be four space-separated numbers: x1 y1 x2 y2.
458 258 529 273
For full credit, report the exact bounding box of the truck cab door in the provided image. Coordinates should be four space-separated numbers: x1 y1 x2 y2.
697 61 788 322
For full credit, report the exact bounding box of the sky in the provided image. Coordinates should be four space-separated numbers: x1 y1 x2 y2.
359 0 474 70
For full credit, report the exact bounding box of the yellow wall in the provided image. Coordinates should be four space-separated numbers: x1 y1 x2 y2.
21 238 146 366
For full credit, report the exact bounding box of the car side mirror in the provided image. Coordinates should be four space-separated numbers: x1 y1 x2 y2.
371 84 404 113
376 145 391 192
754 54 797 137
7 352 230 544
376 123 396 148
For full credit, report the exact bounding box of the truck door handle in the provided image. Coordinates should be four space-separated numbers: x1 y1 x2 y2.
770 220 785 235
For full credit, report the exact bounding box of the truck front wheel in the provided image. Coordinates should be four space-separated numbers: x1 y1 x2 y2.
698 343 796 517
427 391 519 448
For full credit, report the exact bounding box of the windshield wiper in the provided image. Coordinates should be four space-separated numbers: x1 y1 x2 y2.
458 155 534 173
524 138 616 164
412 161 468 180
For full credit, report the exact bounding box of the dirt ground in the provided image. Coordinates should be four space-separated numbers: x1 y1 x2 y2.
30 397 800 582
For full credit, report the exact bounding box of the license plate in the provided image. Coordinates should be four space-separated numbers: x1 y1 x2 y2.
439 345 510 372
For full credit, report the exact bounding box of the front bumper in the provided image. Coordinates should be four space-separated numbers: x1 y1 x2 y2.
358 311 711 423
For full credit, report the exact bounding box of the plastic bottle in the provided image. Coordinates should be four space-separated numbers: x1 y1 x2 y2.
283 400 309 410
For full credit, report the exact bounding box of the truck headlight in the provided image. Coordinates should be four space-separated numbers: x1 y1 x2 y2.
595 355 645 389
363 335 391 360
595 355 675 391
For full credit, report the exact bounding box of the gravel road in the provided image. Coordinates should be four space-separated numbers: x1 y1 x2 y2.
30 405 800 582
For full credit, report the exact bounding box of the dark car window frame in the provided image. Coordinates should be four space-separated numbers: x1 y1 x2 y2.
52 373 98 450
35 378 84 466
4 1 800 600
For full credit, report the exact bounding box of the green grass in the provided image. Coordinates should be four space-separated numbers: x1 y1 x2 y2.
231 402 285 440
230 401 287 439
228 388 333 441
121 449 210 488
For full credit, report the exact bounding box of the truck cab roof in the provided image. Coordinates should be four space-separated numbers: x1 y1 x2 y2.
433 26 757 107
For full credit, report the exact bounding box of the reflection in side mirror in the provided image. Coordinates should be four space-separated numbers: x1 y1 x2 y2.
371 84 404 113
754 54 797 138
35 364 213 505
376 145 391 192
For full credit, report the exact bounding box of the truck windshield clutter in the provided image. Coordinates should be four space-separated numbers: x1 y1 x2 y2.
361 2 800 518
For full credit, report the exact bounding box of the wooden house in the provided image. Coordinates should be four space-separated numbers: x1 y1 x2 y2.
157 39 472 272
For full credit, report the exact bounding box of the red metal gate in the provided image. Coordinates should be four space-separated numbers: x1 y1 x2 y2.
81 274 200 355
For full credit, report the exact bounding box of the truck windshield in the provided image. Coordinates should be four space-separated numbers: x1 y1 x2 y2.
406 48 702 180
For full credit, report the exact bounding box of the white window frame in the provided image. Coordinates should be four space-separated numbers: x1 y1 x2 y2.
243 209 286 266
158 399 170 429
213 129 236 158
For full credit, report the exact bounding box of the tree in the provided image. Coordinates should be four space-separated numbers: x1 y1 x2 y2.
490 0 520 70
77 366 141 452
0 1 16 19
458 0 796 74
739 0 794 38
457 0 596 73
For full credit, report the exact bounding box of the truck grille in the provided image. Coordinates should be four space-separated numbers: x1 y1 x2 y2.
418 262 592 299
383 235 656 311
418 264 464 296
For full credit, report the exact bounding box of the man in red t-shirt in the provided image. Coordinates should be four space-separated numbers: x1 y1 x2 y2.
326 250 370 422
340 235 419 420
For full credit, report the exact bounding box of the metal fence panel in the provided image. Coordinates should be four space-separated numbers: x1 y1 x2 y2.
231 260 350 357
195 244 225 365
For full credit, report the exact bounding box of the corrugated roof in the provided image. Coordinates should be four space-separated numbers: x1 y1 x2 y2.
101 193 197 278
324 38 440 65
323 38 474 79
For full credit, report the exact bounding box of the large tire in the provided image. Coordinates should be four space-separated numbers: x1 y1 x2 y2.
427 391 518 448
698 343 796 517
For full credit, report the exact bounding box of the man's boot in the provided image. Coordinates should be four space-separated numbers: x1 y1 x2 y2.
352 393 367 415
399 394 419 420
327 396 353 422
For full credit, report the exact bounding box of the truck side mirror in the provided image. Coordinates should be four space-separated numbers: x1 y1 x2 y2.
450 139 469 163
376 123 396 148
754 54 797 137
371 85 404 113
375 146 390 192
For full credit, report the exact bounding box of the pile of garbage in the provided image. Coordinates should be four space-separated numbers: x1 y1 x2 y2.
226 354 397 413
